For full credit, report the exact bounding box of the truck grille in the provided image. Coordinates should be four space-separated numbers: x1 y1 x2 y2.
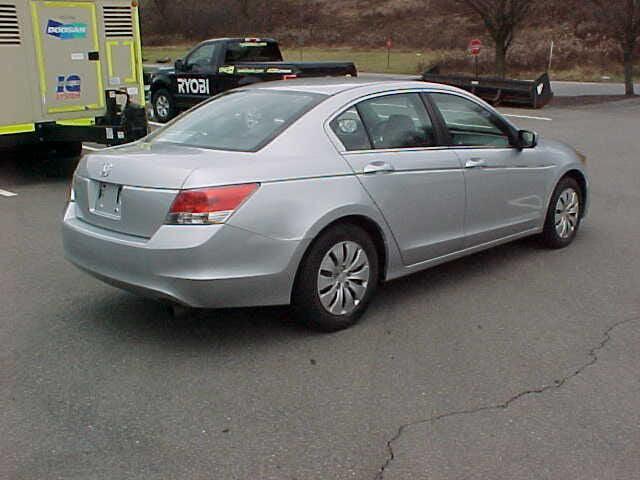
103 5 133 37
0 4 20 45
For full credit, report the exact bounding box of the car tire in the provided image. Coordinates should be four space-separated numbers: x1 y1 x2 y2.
539 176 582 249
293 224 379 332
152 88 175 123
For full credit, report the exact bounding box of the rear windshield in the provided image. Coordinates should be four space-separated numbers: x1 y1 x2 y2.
151 90 326 152
225 41 283 63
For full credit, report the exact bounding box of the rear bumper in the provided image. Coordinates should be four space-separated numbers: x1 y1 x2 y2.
62 203 305 308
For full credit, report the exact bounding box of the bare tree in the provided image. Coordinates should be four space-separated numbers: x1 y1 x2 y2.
151 0 171 20
456 0 534 77
587 0 639 95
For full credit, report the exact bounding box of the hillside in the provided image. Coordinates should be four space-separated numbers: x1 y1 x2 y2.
140 0 624 79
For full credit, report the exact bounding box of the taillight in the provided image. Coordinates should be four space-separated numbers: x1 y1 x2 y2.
282 74 298 80
166 183 259 225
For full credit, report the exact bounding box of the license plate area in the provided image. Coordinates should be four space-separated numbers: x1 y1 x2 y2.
93 182 122 219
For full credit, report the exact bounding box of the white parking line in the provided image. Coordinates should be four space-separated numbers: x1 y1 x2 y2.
82 145 103 151
0 188 18 197
503 113 553 122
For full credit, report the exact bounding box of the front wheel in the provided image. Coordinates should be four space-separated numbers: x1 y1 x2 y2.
540 177 582 249
293 224 379 332
151 88 175 123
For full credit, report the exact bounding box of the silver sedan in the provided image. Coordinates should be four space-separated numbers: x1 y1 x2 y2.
63 80 589 331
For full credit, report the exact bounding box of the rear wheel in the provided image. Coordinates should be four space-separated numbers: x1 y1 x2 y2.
152 88 175 123
293 224 379 332
540 177 582 249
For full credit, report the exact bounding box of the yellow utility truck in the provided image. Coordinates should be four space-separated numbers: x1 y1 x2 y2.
0 0 147 155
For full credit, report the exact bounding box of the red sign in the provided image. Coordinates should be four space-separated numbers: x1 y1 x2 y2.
469 38 482 56
386 37 393 50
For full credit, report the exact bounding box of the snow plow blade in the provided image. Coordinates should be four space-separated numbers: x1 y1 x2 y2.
422 66 554 109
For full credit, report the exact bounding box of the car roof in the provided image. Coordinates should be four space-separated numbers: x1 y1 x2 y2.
246 78 464 97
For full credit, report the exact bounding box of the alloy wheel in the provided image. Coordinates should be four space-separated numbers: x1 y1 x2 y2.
155 95 170 120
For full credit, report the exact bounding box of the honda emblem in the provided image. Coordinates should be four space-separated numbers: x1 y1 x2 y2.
100 162 113 178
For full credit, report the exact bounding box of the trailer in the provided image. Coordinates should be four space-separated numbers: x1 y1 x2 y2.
0 0 147 154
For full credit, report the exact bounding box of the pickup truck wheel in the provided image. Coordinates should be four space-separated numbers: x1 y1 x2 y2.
152 88 175 123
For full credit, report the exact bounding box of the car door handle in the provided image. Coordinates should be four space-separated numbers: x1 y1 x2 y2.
363 162 395 174
465 158 486 169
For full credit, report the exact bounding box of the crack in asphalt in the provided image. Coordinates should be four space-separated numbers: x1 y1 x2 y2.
374 316 639 480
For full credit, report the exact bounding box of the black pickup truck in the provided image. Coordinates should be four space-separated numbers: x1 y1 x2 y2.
145 38 357 122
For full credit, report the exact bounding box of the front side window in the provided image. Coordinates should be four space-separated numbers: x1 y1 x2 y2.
357 93 436 149
186 43 217 70
152 90 325 152
430 93 512 148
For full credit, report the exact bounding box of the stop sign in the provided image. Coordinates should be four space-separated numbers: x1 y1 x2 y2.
386 37 393 50
469 38 482 56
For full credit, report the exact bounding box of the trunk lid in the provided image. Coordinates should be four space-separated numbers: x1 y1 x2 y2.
74 142 250 238
79 142 216 189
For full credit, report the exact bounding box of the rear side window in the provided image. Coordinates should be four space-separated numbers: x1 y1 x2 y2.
224 41 283 63
430 93 511 147
357 93 436 149
330 107 371 151
152 90 325 152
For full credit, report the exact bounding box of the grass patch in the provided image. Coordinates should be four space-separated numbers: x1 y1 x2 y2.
282 47 439 75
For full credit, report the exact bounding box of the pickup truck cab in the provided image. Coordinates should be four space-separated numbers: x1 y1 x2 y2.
145 38 357 122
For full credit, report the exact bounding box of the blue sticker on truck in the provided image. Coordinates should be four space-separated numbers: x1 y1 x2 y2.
46 19 87 40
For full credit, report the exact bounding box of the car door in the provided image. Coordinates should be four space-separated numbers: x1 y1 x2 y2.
173 43 219 110
330 92 466 266
428 92 551 247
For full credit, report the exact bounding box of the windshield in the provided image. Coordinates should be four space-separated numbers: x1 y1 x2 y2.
224 41 283 62
151 90 326 152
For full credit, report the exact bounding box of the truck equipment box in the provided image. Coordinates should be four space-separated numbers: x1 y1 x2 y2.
0 0 147 152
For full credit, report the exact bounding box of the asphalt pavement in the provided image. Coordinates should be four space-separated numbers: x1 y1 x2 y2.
2 97 639 479
550 80 640 97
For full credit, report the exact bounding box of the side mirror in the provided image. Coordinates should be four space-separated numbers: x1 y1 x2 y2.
175 59 185 72
517 130 538 149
